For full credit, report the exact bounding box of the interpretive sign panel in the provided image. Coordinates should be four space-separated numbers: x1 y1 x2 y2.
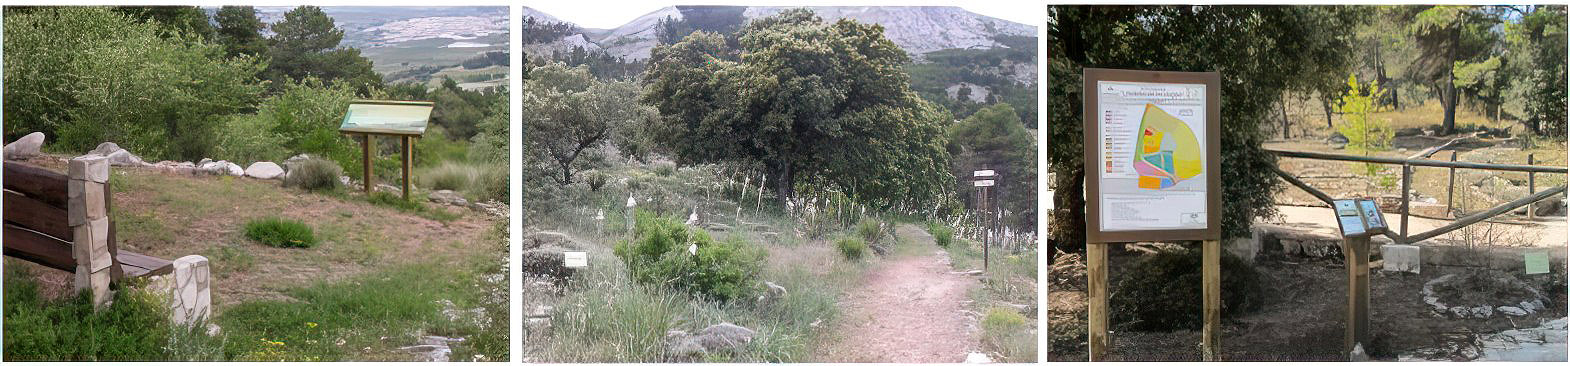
1335 199 1367 237
1084 68 1221 242
1358 199 1387 233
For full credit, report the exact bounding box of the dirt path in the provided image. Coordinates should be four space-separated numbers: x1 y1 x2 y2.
815 224 979 363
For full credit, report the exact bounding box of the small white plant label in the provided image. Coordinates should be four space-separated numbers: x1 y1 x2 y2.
688 243 698 256
564 251 588 268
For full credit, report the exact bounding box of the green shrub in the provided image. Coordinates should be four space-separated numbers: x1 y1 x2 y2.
244 217 317 248
283 158 343 192
3 265 179 361
1112 247 1260 331
928 222 955 248
835 237 868 261
613 211 765 302
585 171 608 191
856 217 887 244
653 163 676 177
980 307 1035 362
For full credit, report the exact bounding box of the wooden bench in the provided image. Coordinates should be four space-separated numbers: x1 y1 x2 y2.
4 159 173 301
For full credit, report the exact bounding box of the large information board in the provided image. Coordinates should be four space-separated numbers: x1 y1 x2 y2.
1083 68 1221 242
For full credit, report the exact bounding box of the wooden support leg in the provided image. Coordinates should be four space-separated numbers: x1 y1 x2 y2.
1088 242 1109 361
1344 236 1371 356
361 135 373 195
1202 239 1221 361
402 135 412 201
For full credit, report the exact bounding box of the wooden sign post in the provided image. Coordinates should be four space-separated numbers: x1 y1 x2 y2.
1336 199 1386 356
973 169 997 271
338 100 434 201
1083 68 1222 361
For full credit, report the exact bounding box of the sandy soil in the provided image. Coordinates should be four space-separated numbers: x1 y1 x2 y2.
814 224 980 363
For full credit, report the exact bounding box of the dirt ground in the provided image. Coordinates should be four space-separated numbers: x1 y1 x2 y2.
1094 247 1567 361
813 224 981 362
11 156 500 308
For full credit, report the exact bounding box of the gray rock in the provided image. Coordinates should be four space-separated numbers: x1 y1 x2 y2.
525 231 572 250
244 162 284 179
1473 306 1494 319
757 281 788 306
664 330 706 356
429 190 469 206
1499 306 1529 317
965 352 993 363
696 323 755 352
198 160 243 176
1395 127 1426 137
1451 306 1472 318
89 142 123 156
1533 196 1565 216
1328 132 1349 149
3 132 45 159
376 183 402 195
1350 343 1370 361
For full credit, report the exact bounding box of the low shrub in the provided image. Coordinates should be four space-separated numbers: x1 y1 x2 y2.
928 223 955 248
1111 247 1260 331
835 237 868 261
980 307 1035 362
244 217 317 248
282 158 343 192
585 171 608 192
653 163 676 177
856 217 887 244
613 211 765 302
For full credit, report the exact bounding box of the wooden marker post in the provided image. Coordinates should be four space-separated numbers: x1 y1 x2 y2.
361 134 373 195
402 135 414 201
1202 239 1221 361
1087 242 1109 361
1343 234 1371 353
973 169 997 272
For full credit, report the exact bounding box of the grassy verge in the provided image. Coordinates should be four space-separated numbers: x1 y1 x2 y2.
2 263 222 361
218 256 506 361
937 232 1039 362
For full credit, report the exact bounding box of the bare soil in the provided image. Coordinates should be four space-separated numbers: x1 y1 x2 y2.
11 156 500 308
813 224 981 362
1099 248 1567 361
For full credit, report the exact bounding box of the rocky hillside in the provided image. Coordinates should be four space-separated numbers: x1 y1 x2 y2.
525 6 1036 62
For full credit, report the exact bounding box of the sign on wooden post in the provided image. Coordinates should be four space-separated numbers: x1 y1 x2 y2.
339 100 433 200
971 169 999 271
1333 198 1384 356
1083 68 1222 361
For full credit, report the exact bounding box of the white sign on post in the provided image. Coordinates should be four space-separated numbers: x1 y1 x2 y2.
1096 80 1209 231
973 170 996 177
563 251 588 268
974 180 995 187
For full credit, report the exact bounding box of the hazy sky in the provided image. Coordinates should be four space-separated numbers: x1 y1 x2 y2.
525 0 1042 29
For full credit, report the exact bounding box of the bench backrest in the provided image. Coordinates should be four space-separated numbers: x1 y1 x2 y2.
4 161 170 279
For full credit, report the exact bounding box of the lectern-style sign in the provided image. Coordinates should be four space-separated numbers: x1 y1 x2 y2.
1081 68 1222 361
339 100 434 200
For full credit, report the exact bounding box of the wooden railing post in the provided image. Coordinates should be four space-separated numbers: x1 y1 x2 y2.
1400 163 1411 238
1528 154 1536 219
1446 151 1457 216
68 155 113 309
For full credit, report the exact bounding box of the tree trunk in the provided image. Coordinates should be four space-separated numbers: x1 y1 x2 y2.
1048 167 1087 254
1441 26 1459 135
770 162 794 208
1323 98 1334 128
1279 94 1291 139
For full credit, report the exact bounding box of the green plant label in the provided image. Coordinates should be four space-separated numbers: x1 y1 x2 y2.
1524 252 1550 275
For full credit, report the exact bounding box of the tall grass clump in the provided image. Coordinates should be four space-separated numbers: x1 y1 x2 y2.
417 160 508 202
614 211 766 302
980 307 1036 362
835 237 868 261
928 222 955 248
282 158 343 192
244 217 317 248
856 217 888 244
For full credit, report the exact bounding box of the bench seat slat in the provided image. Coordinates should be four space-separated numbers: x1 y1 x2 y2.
117 251 174 277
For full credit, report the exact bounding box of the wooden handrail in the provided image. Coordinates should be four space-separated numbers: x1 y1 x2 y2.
1267 148 1568 174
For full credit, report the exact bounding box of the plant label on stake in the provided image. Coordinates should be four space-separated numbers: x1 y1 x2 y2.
564 251 588 268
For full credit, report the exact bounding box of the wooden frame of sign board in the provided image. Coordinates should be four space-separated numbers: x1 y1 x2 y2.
338 100 434 201
1081 68 1222 361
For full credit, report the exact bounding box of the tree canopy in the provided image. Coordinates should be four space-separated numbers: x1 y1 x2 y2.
264 6 382 95
642 9 954 210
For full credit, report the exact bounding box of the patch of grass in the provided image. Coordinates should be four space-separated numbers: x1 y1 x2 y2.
243 217 318 248
927 222 955 248
218 262 502 361
282 158 343 193
834 237 868 261
980 307 1035 362
206 245 256 278
366 192 460 222
416 160 506 202
114 211 174 243
2 264 221 361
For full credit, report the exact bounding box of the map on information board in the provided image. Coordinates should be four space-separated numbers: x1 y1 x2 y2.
1097 80 1208 231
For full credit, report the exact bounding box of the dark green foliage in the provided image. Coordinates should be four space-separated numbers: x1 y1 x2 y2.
1048 6 1365 249
1505 5 1568 137
282 157 344 192
4 7 264 161
835 237 868 261
214 6 267 58
906 34 1038 126
1400 6 1499 135
948 103 1037 232
460 51 510 70
264 6 382 95
928 222 955 248
856 217 888 245
613 211 766 302
244 217 318 248
112 6 214 40
526 63 655 185
643 9 954 210
3 266 177 361
523 16 575 43
1111 247 1260 331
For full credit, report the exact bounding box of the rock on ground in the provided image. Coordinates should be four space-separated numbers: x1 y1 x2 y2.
244 162 284 179
4 132 45 159
664 323 757 358
429 190 469 207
